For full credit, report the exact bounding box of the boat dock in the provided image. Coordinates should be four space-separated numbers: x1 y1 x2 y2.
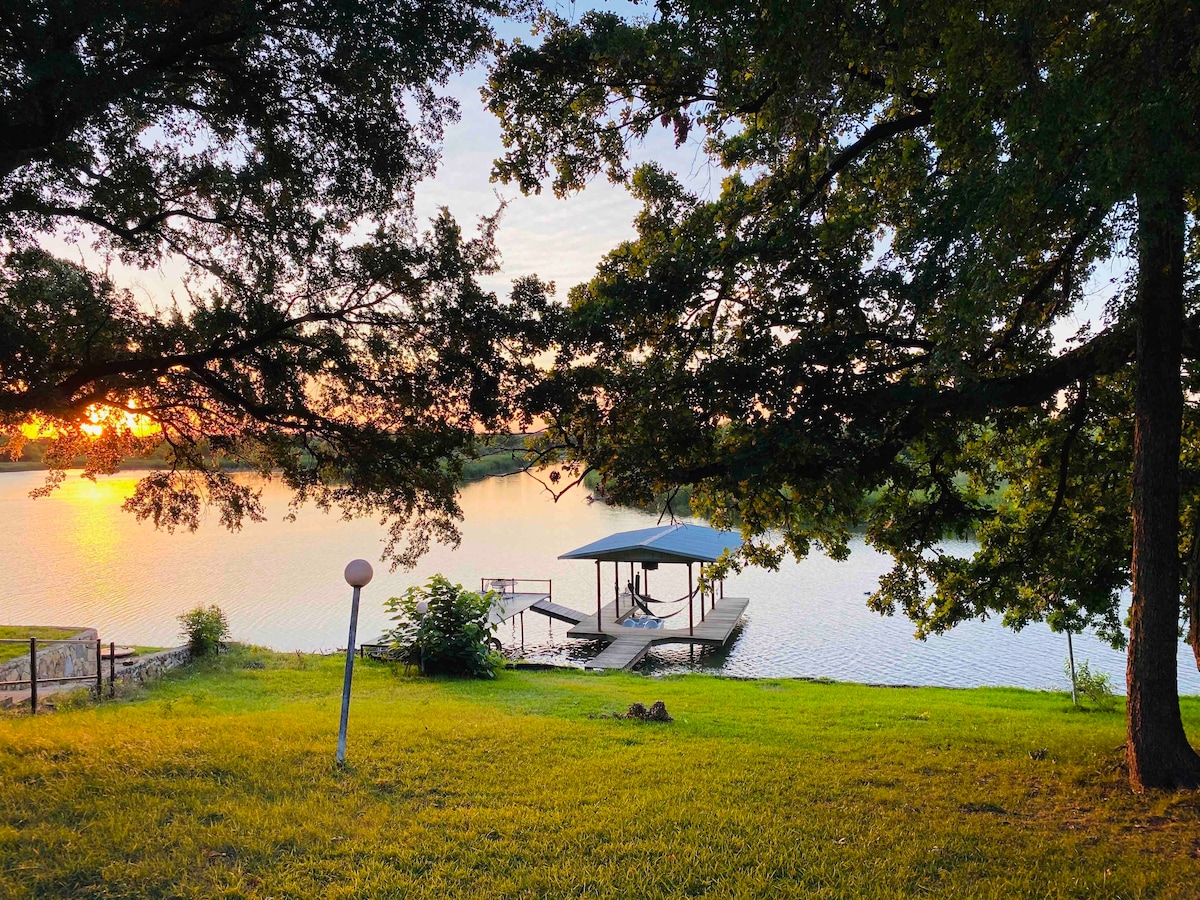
488 586 749 671
484 524 749 672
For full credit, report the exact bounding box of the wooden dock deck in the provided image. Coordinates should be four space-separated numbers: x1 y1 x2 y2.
491 588 748 672
587 636 656 671
567 595 750 671
567 595 749 643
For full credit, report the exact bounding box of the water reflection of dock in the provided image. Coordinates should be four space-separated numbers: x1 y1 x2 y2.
487 524 747 671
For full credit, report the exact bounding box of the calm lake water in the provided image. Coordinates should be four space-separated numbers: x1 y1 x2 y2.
2 470 1197 694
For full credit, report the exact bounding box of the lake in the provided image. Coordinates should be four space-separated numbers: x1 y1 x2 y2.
2 470 1197 694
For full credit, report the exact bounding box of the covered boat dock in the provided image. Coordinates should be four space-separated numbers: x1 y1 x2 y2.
558 523 749 670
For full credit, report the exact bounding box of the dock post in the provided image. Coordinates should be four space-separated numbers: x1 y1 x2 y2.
520 611 525 650
614 562 620 615
95 640 102 698
688 564 694 636
596 561 602 626
109 642 116 697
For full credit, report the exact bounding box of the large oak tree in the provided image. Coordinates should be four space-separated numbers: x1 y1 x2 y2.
1 0 556 566
487 0 1200 788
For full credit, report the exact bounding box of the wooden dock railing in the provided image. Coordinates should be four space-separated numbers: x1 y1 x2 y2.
480 578 552 600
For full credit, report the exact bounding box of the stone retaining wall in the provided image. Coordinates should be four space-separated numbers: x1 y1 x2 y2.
112 646 192 687
0 628 99 687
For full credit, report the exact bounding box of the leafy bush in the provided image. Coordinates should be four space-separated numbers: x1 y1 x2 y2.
178 605 231 657
1065 659 1117 711
381 576 502 678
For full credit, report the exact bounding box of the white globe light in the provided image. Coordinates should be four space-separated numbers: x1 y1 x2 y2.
416 600 429 615
344 559 374 588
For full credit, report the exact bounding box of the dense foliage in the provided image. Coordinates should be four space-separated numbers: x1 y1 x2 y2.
0 0 557 567
177 604 231 657
381 575 502 678
488 1 1200 787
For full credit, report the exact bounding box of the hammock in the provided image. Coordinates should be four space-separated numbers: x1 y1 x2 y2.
626 581 701 620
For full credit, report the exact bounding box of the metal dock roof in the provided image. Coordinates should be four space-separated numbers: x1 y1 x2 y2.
558 523 742 564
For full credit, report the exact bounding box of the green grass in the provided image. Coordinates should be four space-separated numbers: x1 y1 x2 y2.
0 626 83 664
1 649 1198 899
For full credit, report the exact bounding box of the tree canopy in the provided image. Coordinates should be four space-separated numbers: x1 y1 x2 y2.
0 0 556 566
487 1 1200 788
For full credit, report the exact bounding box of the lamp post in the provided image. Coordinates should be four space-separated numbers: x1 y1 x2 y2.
337 558 373 767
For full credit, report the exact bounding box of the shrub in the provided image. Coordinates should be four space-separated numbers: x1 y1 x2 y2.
381 575 502 678
1065 658 1117 711
178 605 231 657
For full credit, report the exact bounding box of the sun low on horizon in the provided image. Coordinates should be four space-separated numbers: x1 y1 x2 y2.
17 404 163 441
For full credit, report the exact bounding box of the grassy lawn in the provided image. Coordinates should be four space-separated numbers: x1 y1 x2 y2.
1 649 1197 899
0 626 85 664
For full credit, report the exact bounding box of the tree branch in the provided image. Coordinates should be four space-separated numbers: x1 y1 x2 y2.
796 107 933 211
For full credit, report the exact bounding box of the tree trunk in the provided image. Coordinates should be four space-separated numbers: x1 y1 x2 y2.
1126 180 1200 790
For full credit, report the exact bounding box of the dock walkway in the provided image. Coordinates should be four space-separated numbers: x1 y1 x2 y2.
587 637 656 671
486 591 552 628
488 593 586 626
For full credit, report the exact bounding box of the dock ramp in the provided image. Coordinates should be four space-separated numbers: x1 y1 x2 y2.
584 637 653 671
528 599 585 625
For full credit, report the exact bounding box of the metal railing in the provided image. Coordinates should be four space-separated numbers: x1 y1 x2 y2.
0 639 120 713
480 577 552 599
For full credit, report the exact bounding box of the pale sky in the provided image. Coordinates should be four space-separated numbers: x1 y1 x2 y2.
411 60 711 304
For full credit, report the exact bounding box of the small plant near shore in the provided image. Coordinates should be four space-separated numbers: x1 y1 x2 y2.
381 575 502 678
1066 659 1117 711
178 605 231 657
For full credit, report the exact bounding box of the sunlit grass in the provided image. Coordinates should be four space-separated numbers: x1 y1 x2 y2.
1 649 1197 899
